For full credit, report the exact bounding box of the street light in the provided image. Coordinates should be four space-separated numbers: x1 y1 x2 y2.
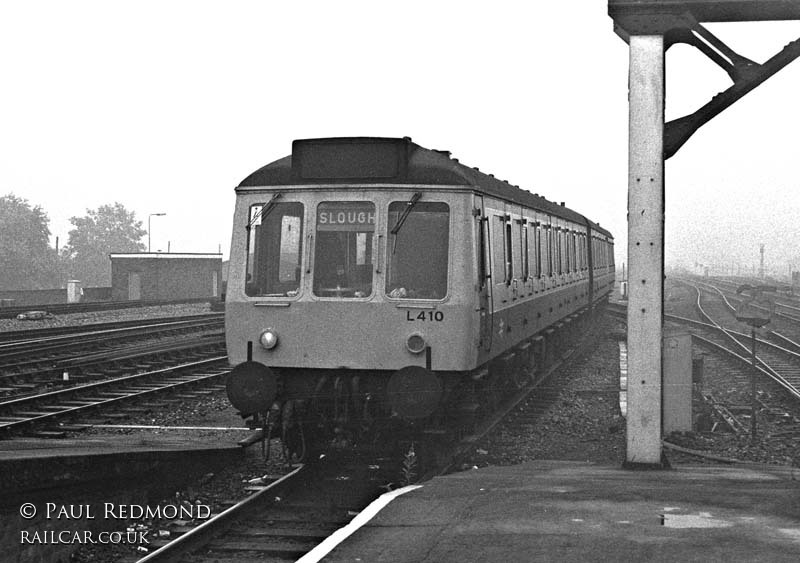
148 213 166 252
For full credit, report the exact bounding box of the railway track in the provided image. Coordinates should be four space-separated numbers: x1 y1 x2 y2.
609 298 800 400
0 356 229 436
137 454 397 563
686 278 800 348
0 320 225 401
609 297 800 450
0 312 223 343
0 316 224 365
689 283 800 398
132 308 607 562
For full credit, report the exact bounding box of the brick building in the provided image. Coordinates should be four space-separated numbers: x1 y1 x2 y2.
109 253 222 301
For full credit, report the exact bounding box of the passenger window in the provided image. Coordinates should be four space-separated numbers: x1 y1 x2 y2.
505 219 513 284
521 224 529 280
545 227 552 277
478 217 488 288
386 201 449 299
556 229 562 275
492 216 506 284
572 233 577 272
314 201 375 298
246 202 304 297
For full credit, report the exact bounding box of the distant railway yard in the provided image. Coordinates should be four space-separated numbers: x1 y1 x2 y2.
1 284 798 562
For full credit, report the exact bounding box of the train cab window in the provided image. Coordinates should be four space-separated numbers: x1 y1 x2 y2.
386 201 449 299
246 202 304 297
313 202 375 298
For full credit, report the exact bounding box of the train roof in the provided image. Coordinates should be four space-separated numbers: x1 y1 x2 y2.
238 137 613 239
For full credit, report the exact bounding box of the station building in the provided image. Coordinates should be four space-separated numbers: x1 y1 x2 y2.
109 253 223 301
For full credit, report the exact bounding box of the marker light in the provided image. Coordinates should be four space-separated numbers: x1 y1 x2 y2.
406 333 426 354
259 328 279 350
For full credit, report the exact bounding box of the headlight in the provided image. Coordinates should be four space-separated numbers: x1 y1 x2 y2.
406 332 426 354
259 328 278 350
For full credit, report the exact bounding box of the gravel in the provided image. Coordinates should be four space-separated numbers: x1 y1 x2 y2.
465 314 627 469
0 303 213 333
462 306 800 471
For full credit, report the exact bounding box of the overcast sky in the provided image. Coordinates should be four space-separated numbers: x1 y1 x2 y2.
1 2 798 276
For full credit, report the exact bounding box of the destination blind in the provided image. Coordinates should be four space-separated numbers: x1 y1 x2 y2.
317 203 376 231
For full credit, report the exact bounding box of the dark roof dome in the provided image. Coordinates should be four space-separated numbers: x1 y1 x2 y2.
237 137 611 238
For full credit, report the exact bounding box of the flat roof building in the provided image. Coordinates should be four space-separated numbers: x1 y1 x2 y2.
109 253 222 302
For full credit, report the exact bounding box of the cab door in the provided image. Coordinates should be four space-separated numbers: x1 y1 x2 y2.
476 196 492 352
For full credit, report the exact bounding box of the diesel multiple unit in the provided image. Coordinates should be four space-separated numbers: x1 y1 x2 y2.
225 137 614 448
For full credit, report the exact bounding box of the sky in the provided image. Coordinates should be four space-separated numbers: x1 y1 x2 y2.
1 2 799 277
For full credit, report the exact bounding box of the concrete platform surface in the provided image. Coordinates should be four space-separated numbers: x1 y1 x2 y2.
0 433 242 459
1 434 244 496
328 460 800 563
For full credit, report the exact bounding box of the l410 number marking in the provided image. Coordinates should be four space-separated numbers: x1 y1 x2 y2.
406 311 444 321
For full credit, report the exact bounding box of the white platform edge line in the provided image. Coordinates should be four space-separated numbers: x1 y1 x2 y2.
297 484 424 563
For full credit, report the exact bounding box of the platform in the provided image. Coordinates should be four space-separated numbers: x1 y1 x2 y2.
325 460 800 562
0 433 244 497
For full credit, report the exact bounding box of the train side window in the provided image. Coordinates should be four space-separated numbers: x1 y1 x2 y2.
581 234 586 270
534 225 542 278
246 202 304 297
386 201 449 299
571 232 576 273
521 223 529 280
546 226 551 278
314 201 376 299
556 229 562 275
478 216 487 288
491 215 506 284
505 218 513 284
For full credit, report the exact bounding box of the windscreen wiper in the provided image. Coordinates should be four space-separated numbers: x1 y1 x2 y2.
390 192 422 235
246 192 282 231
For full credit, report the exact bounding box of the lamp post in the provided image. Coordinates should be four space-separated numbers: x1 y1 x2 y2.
148 213 166 252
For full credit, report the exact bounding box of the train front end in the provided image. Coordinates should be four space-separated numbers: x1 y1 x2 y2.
224 138 478 444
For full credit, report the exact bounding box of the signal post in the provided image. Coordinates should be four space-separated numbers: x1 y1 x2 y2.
608 0 800 466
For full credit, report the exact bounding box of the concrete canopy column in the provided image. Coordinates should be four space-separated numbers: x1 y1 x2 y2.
626 34 665 465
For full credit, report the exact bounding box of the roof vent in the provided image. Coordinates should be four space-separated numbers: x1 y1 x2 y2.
403 136 413 142
488 173 494 178
452 158 459 163
434 150 451 157
560 202 565 206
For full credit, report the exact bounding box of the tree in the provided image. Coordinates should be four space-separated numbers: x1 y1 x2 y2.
63 203 147 286
0 194 58 290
